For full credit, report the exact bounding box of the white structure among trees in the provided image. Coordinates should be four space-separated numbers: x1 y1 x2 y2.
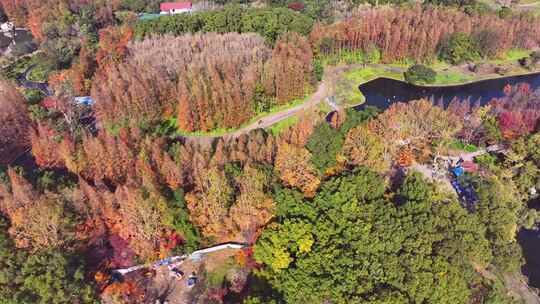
160 2 192 14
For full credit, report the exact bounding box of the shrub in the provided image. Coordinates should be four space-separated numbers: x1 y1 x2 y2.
439 32 480 64
463 1 491 15
23 89 45 105
404 64 437 84
498 6 512 19
531 51 540 63
473 29 502 58
313 59 324 81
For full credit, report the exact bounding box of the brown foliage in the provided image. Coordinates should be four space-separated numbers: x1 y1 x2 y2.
0 168 79 250
8 194 71 250
92 61 174 131
93 32 315 132
49 44 97 96
279 112 316 147
264 32 314 104
343 124 390 173
275 142 320 197
186 166 233 241
229 164 275 240
0 80 30 164
186 163 275 242
96 25 134 68
310 6 540 62
368 99 462 153
30 123 63 167
123 33 271 132
397 147 413 167
0 0 27 25
102 280 146 303
114 185 165 259
0 167 37 216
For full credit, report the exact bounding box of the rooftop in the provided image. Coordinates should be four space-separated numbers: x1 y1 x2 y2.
160 2 192 11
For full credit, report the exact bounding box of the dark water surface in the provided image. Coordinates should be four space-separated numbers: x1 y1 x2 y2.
356 73 540 110
519 199 540 289
519 229 540 288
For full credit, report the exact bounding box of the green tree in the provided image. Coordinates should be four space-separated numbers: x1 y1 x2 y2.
475 177 523 272
306 122 343 174
0 216 98 303
254 169 491 303
439 32 480 64
404 64 437 84
162 189 201 252
135 6 314 44
240 8 314 44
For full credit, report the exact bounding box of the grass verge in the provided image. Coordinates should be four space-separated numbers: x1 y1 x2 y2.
266 116 298 136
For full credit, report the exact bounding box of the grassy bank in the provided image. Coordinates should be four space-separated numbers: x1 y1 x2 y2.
334 49 538 107
335 66 403 106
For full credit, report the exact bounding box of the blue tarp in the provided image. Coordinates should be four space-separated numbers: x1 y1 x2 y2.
452 166 464 177
450 175 478 212
74 96 94 105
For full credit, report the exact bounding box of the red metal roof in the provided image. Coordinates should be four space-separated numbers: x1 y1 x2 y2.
41 97 57 109
160 2 192 10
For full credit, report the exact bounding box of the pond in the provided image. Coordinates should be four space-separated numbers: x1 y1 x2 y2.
356 72 540 110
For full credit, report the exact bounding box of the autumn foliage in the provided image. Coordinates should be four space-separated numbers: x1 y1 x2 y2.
490 83 540 139
263 32 314 104
92 32 314 132
96 25 134 68
310 6 540 62
0 80 30 164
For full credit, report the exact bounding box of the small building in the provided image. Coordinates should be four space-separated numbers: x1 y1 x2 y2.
160 2 192 14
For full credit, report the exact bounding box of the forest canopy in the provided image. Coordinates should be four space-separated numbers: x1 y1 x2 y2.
1 0 540 302
92 32 314 132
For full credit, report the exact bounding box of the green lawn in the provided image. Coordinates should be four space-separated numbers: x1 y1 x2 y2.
266 116 299 136
433 71 474 85
336 66 404 106
317 100 334 115
489 49 531 65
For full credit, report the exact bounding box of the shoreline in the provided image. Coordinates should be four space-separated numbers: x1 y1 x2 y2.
373 68 540 88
